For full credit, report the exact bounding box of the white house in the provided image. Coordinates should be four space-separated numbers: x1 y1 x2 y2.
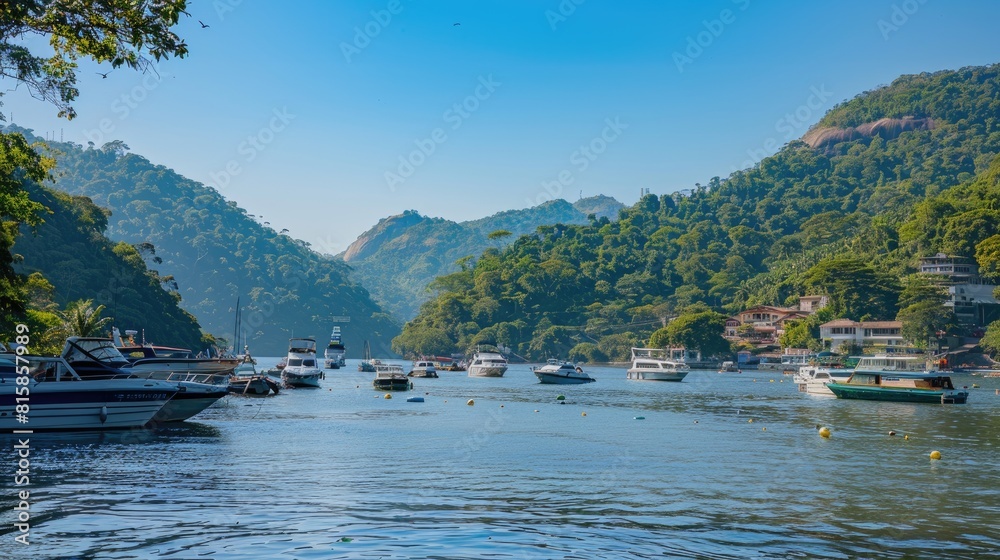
819 319 907 352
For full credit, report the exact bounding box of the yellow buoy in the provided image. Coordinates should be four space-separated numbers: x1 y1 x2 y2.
819 426 831 438
930 450 942 460
467 399 475 406
748 419 753 423
769 379 774 383
971 384 979 388
762 427 766 431
581 411 587 417
384 393 392 399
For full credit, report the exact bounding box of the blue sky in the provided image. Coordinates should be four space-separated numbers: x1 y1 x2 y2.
8 0 1000 254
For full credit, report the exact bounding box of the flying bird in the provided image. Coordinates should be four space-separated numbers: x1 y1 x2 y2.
97 72 109 79
199 20 210 28
453 22 461 26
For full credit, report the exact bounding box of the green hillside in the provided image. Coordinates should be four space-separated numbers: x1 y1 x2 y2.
393 64 1000 361
21 129 399 356
342 196 624 320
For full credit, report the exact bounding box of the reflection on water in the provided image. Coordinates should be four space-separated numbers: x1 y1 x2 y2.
1 361 998 559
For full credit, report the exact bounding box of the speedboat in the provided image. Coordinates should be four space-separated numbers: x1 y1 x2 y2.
228 346 280 396
532 359 595 384
60 337 228 422
113 327 237 380
281 338 323 388
627 348 689 381
793 365 852 395
467 351 508 377
324 327 346 369
0 354 177 431
408 360 438 378
373 364 412 391
827 354 969 403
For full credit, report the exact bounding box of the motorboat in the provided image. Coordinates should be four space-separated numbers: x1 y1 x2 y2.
60 337 228 422
373 364 412 391
793 365 852 395
627 348 689 381
408 360 438 378
467 351 508 377
324 327 346 369
532 359 595 384
827 371 969 404
113 327 237 380
0 354 177 431
718 361 739 373
281 338 323 388
228 346 280 396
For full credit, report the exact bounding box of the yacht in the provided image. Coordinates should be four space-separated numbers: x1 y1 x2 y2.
113 327 237 380
1 354 177 431
793 365 852 396
61 337 228 422
408 360 438 378
281 338 323 388
467 351 508 377
532 359 595 384
324 327 346 369
373 364 412 391
627 348 690 381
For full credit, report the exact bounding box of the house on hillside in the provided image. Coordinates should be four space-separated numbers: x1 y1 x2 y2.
819 319 908 352
798 295 829 313
725 305 811 345
919 253 998 325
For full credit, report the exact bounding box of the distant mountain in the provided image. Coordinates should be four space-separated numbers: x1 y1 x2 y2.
17 129 400 356
341 196 624 320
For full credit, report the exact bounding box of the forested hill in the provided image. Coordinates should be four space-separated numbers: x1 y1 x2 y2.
16 128 400 356
392 64 1000 361
341 195 624 320
14 181 205 352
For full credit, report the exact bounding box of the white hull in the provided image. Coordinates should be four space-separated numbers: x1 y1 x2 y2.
468 365 507 377
0 379 176 431
151 381 228 422
626 369 688 382
282 371 322 388
794 367 851 396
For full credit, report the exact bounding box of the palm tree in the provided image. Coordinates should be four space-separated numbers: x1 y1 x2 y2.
61 299 112 337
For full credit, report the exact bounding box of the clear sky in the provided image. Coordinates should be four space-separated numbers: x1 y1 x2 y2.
8 0 1000 255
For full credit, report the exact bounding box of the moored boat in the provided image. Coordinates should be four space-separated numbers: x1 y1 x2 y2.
827 371 969 403
408 360 438 378
373 364 412 391
358 340 376 372
793 365 852 396
532 359 595 384
627 348 689 381
324 327 346 369
281 338 323 388
467 351 508 377
228 346 280 396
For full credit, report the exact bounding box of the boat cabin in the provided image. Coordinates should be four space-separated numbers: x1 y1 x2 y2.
844 372 957 390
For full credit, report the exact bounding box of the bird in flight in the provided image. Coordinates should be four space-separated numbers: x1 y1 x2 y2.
199 20 210 28
453 22 461 26
97 72 109 79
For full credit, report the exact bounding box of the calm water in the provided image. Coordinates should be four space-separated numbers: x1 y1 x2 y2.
2 360 999 559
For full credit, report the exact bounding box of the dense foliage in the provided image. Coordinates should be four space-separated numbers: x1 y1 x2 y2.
27 130 399 355
343 196 623 320
394 64 1000 361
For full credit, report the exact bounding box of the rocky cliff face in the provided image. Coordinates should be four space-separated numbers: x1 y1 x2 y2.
803 117 935 149
341 210 427 262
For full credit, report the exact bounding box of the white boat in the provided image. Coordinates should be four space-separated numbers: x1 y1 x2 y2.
324 327 346 369
1 354 178 431
408 360 438 378
627 348 690 381
532 359 595 384
793 365 853 395
467 351 508 377
113 327 237 380
61 337 229 422
281 338 323 388
373 364 412 391
228 346 280 396
718 361 739 373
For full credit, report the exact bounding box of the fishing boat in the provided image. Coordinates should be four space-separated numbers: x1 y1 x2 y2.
358 340 376 372
324 326 346 369
532 359 595 384
228 346 280 396
373 364 412 391
467 350 508 377
793 365 853 396
281 338 323 388
626 348 689 381
408 360 438 378
61 337 229 422
0 354 177 431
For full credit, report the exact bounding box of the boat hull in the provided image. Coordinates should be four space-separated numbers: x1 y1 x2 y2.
282 371 322 388
626 370 688 382
228 376 278 396
827 383 969 404
534 372 595 384
151 384 229 422
0 380 176 431
468 366 507 377
373 379 412 391
408 370 438 378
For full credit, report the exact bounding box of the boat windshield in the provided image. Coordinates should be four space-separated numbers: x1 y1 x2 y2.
287 358 303 367
64 339 128 363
